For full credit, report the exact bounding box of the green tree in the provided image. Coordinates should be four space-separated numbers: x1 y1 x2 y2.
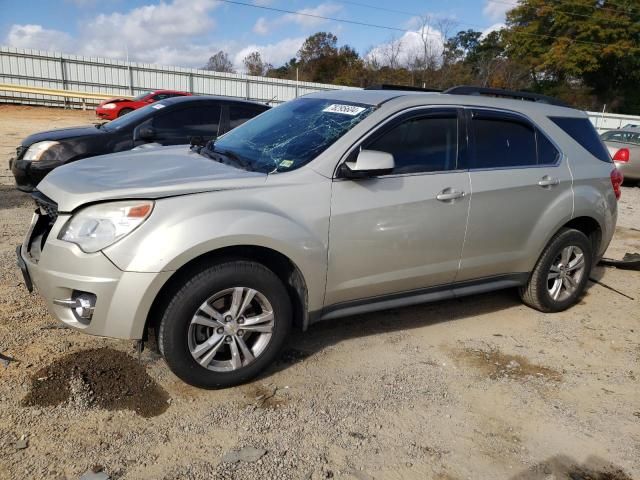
504 0 640 112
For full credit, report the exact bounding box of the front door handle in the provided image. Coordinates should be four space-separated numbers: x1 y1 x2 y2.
436 189 465 202
538 176 560 187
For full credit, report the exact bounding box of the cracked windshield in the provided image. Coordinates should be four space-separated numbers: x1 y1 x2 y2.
210 97 374 173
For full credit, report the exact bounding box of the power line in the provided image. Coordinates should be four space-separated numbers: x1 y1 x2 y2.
214 0 622 49
340 0 634 26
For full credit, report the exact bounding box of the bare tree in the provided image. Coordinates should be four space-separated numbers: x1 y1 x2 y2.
203 50 235 73
242 51 273 77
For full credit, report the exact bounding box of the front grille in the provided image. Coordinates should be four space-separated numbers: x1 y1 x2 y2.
32 191 58 225
27 191 59 258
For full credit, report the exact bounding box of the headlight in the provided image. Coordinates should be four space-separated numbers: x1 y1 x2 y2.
23 141 59 161
102 103 117 109
59 200 154 253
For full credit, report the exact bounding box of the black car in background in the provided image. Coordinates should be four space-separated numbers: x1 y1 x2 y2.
9 96 270 192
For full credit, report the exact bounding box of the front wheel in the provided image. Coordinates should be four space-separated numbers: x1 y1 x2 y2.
520 228 593 312
158 261 292 388
117 108 133 117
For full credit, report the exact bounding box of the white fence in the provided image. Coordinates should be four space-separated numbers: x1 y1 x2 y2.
1 46 639 132
0 46 355 108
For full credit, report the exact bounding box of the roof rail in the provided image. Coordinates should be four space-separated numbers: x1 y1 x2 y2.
443 86 569 107
364 84 442 93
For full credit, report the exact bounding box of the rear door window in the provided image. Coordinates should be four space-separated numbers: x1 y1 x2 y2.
470 111 537 168
229 104 268 129
152 104 222 143
366 111 458 174
550 116 611 163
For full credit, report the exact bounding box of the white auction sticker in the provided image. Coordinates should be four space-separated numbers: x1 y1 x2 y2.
151 103 166 110
322 104 366 116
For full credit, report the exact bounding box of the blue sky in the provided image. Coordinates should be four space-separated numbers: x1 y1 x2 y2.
1 0 512 70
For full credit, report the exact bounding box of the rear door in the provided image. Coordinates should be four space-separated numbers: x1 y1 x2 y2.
325 108 471 306
456 108 572 282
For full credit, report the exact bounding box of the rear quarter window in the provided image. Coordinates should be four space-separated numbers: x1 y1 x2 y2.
549 117 611 163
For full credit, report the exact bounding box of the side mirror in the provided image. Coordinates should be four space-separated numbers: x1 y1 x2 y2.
137 126 156 141
339 150 394 179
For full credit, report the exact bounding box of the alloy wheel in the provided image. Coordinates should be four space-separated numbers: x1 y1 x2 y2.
187 287 274 372
547 245 586 302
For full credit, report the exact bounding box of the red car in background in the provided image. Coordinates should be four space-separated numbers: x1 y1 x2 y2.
96 89 191 120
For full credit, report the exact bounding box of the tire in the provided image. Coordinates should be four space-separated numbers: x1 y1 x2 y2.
157 260 292 389
117 108 133 118
520 228 593 313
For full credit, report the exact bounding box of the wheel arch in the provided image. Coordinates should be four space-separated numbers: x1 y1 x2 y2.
561 216 603 256
144 245 309 341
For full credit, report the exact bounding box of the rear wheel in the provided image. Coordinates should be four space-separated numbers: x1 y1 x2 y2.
117 108 133 117
520 228 593 312
157 260 291 388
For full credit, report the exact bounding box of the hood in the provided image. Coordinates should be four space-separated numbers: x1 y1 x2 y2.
100 97 133 105
37 145 267 212
22 125 106 146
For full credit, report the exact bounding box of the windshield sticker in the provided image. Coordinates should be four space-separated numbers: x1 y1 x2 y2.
322 104 366 116
279 159 294 168
151 103 166 110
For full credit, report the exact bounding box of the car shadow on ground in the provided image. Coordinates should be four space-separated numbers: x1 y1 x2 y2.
0 184 32 210
510 454 633 479
265 287 524 375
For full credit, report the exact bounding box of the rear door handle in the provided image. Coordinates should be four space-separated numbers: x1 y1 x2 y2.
538 176 559 187
436 189 465 202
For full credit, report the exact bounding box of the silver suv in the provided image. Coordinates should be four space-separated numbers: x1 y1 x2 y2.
17 87 620 388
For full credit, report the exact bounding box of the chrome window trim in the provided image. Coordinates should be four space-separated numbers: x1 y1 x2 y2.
332 104 463 179
465 106 565 171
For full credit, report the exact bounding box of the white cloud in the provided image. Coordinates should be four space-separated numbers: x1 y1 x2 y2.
6 24 74 52
251 2 342 35
367 27 446 68
4 0 227 68
282 3 342 27
483 0 516 21
233 37 305 71
481 22 505 38
253 17 269 35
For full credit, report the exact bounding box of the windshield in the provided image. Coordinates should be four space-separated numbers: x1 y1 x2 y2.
601 130 640 145
209 97 374 173
133 91 152 101
101 102 167 131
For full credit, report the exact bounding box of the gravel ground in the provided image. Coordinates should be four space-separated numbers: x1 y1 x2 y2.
0 105 639 480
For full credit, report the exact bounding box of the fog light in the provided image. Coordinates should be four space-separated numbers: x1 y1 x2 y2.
74 293 96 320
53 291 96 322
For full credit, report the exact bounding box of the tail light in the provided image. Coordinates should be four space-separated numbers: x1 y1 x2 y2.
612 148 629 162
610 168 624 200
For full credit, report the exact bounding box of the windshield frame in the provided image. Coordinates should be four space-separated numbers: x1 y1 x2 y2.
133 91 152 101
205 97 375 174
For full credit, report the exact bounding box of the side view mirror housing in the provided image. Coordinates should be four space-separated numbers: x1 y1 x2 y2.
136 125 156 142
338 150 395 179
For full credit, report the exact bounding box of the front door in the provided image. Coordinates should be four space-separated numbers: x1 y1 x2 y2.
325 108 471 307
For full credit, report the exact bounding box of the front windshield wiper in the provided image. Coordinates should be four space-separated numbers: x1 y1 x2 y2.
199 142 259 172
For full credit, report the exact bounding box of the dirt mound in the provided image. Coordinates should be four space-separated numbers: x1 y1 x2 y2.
22 347 170 417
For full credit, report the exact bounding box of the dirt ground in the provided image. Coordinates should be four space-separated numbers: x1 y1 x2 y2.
0 105 638 480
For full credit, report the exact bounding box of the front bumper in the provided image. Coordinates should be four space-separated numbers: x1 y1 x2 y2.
10 158 53 192
18 212 172 339
95 109 116 120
